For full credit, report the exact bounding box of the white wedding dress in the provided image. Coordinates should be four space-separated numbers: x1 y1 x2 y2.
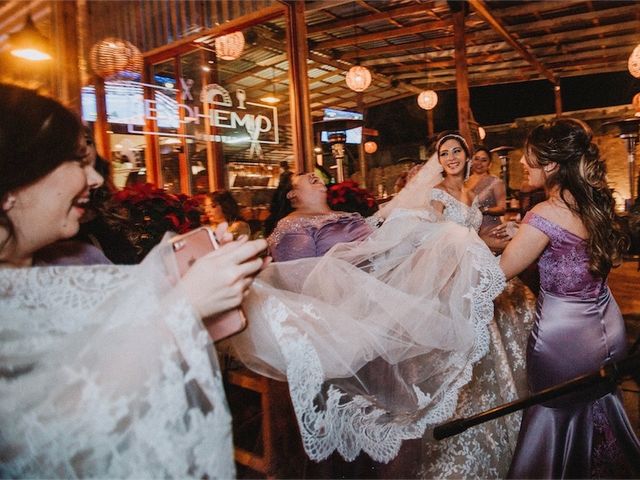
416 189 534 478
0 243 235 478
230 157 513 465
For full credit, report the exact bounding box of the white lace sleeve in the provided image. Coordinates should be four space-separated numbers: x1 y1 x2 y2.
0 240 234 479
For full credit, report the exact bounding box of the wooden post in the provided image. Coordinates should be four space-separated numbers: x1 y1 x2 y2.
357 94 367 188
452 7 472 148
427 109 435 139
284 1 314 173
50 0 82 113
554 83 563 117
93 76 111 161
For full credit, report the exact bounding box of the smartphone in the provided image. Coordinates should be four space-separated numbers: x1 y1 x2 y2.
170 227 248 342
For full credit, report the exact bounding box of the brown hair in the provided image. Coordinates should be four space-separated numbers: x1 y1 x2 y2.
0 84 83 249
525 118 627 276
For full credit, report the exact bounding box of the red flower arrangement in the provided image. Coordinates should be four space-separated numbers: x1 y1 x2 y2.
326 180 378 217
103 183 202 260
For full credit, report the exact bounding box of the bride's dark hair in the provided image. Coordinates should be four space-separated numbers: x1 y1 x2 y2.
0 83 83 251
525 118 627 276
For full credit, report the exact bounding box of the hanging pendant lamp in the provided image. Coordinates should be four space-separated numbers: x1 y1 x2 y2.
346 65 372 92
215 31 245 61
8 16 52 61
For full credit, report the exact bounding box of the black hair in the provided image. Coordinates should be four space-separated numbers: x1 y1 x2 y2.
0 83 83 250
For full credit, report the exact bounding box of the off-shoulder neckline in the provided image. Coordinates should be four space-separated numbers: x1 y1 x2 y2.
525 211 588 242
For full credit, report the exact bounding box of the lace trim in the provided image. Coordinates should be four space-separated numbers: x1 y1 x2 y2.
260 243 506 463
267 212 363 249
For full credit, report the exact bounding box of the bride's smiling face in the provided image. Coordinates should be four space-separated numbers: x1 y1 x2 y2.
438 139 468 177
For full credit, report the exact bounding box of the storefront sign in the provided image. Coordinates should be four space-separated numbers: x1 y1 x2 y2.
84 80 279 157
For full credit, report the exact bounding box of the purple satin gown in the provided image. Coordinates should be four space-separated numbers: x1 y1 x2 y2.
508 212 640 478
267 212 372 262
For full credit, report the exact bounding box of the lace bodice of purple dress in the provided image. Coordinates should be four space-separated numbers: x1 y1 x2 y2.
267 212 373 262
431 188 482 232
523 211 605 298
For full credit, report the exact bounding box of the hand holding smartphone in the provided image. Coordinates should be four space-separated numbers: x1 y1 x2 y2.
171 227 265 342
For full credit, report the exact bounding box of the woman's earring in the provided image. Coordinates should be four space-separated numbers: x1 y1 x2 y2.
2 194 16 212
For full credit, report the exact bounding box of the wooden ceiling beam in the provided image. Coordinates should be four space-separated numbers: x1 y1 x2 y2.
314 18 451 50
501 4 640 34
308 3 431 34
340 34 455 60
307 4 428 35
468 0 557 84
304 0 353 13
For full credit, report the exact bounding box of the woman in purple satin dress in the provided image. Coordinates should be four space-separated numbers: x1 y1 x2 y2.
500 118 640 478
266 173 372 262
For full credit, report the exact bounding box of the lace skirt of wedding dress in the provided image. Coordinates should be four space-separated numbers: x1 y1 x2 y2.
231 208 506 463
0 241 234 479
417 277 536 478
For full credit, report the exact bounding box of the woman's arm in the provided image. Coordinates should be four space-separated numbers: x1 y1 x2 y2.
482 178 507 216
499 223 548 280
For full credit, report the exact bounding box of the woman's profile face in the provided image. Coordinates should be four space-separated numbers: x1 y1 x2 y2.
203 197 225 224
6 143 103 254
438 139 467 177
291 173 327 206
472 150 491 175
520 152 546 189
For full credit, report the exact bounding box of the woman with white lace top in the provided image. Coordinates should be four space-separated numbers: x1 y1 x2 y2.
0 84 267 478
407 131 536 478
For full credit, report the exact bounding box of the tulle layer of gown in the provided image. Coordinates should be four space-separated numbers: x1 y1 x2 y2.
231 208 506 463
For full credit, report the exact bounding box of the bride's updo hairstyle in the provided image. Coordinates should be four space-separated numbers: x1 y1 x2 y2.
525 117 627 276
0 83 83 249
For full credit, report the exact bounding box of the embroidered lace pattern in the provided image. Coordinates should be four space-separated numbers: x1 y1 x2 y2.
267 212 363 250
523 212 604 298
235 205 506 463
432 188 483 232
0 251 235 479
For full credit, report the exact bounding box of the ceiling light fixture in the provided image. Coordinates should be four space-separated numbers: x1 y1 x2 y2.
8 16 52 61
260 65 280 104
417 40 438 110
215 31 245 61
345 6 371 92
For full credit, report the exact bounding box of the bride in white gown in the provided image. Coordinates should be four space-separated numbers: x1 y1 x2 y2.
231 132 534 475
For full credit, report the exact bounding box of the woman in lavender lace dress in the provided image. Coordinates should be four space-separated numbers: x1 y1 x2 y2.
500 118 640 477
465 146 506 236
266 172 372 262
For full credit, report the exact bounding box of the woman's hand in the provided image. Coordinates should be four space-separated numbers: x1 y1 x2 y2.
479 223 512 254
181 236 268 318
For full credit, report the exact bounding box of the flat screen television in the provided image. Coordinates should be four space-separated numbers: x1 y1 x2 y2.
320 108 363 144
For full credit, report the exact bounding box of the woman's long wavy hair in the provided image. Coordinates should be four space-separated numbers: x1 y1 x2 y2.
263 172 294 236
525 118 627 276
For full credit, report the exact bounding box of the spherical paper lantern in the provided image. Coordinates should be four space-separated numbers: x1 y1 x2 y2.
628 44 640 78
364 141 378 154
417 90 438 110
90 37 142 79
633 92 640 112
478 126 487 140
345 65 372 92
215 31 245 60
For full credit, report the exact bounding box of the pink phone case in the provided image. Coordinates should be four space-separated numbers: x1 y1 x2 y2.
171 227 248 342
